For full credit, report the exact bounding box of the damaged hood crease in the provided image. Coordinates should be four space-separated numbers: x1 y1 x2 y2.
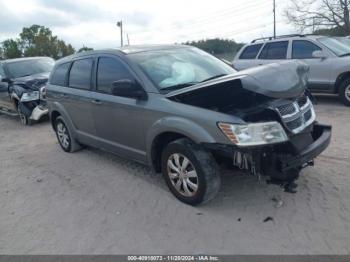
166 61 309 99
13 72 49 92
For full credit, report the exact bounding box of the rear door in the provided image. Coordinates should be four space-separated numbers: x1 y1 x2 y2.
51 58 97 137
291 40 332 91
257 41 289 66
233 43 263 70
90 55 146 162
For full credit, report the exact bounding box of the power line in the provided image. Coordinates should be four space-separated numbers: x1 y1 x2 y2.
129 1 271 35
169 11 272 39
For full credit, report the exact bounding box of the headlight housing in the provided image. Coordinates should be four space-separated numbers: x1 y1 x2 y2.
21 91 40 102
218 121 288 146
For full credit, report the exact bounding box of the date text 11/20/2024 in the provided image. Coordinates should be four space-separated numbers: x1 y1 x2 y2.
127 255 219 261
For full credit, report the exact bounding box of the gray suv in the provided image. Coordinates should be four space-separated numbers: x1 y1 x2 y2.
233 34 350 106
46 45 331 205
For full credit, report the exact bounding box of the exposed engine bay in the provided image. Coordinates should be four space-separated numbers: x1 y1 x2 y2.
168 65 331 193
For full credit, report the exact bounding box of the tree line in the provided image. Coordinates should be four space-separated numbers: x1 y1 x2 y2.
184 38 244 57
0 25 93 60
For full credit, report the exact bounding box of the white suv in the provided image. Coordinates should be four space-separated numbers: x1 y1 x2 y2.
233 34 350 106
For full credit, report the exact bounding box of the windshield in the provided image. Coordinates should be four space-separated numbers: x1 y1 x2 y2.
7 58 55 78
128 47 235 91
317 37 350 56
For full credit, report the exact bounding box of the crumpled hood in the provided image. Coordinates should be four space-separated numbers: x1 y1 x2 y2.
13 72 49 91
166 60 309 99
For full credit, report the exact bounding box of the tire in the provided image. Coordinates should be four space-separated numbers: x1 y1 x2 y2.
54 116 82 153
17 106 33 126
161 138 221 205
339 78 350 106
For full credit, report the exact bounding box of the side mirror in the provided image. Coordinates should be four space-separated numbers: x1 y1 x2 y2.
312 50 327 59
112 79 147 100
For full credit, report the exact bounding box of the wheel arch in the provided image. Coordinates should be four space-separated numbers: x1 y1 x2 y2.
49 102 78 138
335 71 350 93
146 117 216 172
50 110 61 129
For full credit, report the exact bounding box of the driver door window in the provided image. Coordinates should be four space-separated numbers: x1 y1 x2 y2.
97 57 133 94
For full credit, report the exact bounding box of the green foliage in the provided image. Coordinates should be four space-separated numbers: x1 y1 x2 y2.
78 46 94 53
1 24 75 59
313 27 348 36
1 39 22 59
184 38 244 56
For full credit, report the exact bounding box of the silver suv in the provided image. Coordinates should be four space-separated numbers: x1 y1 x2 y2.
233 34 350 106
46 45 331 205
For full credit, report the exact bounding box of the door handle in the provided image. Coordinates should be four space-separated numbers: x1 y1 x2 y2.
91 99 102 105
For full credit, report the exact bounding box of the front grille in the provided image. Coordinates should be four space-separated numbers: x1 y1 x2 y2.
297 95 308 108
304 109 312 122
276 103 296 116
276 95 315 134
286 117 303 130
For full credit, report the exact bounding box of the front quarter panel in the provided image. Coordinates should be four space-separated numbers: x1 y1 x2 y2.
144 94 244 165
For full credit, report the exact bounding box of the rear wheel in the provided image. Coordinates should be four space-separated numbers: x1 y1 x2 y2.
54 116 82 153
339 78 350 106
161 138 221 205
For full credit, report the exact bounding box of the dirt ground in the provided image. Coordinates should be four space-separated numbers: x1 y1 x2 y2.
0 95 349 255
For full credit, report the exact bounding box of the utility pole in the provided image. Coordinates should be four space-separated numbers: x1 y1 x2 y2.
117 20 123 47
127 33 130 45
273 0 276 38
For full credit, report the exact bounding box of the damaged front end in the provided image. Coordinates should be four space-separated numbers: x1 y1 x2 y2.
11 73 49 125
167 61 332 193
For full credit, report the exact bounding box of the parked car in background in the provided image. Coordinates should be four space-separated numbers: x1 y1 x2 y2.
46 45 331 205
233 34 350 106
0 57 54 125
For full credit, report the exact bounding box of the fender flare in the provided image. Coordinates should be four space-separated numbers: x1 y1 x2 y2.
49 102 78 139
145 116 217 166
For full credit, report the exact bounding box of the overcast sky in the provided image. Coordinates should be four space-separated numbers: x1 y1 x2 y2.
0 0 300 49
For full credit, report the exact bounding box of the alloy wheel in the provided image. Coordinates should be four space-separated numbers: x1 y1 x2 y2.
346 84 350 102
56 122 70 149
167 153 198 197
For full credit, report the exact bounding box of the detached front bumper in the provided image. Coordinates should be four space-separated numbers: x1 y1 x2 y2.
278 124 331 172
203 123 332 181
18 100 49 121
30 103 49 121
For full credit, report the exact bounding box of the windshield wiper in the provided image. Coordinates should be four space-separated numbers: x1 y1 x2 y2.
340 53 350 57
160 82 198 92
200 74 228 83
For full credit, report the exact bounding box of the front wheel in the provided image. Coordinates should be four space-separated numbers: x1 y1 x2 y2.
17 106 32 126
339 79 350 106
161 138 221 205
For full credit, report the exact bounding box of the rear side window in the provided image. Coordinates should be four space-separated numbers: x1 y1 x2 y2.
259 41 288 59
239 44 263 59
50 63 70 86
97 57 133 94
69 58 93 89
292 40 321 59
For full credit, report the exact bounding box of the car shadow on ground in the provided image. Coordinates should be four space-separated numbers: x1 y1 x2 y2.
86 145 286 210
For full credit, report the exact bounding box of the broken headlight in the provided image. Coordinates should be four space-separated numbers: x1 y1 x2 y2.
21 91 40 102
218 121 288 146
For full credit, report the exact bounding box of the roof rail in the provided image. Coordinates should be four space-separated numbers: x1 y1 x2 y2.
251 34 307 43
